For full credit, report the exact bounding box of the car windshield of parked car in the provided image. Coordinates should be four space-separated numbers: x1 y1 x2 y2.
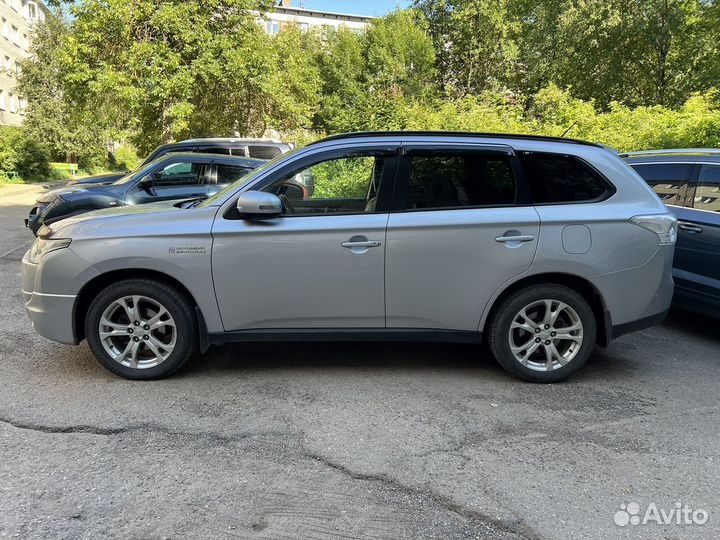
197 150 297 207
111 158 171 185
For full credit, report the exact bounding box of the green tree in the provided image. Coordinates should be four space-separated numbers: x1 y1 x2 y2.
415 0 519 96
17 12 108 168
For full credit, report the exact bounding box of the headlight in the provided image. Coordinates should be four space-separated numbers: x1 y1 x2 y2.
27 237 72 264
630 214 677 245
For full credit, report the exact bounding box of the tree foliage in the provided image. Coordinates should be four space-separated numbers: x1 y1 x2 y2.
10 0 720 175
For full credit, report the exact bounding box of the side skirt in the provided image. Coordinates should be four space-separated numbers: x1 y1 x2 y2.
208 328 484 345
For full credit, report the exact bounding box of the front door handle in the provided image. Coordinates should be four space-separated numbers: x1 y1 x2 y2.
678 222 703 234
341 240 382 248
341 236 382 254
495 234 535 243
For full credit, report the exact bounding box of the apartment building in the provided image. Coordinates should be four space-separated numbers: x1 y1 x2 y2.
262 0 372 35
0 0 45 126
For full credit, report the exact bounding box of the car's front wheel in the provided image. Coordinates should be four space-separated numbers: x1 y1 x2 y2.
85 279 198 380
488 284 597 383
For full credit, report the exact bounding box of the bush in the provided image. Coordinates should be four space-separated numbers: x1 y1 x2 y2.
0 126 51 181
112 144 141 171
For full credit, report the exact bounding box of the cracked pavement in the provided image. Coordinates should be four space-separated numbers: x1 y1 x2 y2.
1 184 719 539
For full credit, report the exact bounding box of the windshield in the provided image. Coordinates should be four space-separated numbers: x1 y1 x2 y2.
112 156 172 185
197 149 299 207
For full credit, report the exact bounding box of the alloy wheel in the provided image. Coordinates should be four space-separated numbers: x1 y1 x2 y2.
508 299 584 371
98 295 176 369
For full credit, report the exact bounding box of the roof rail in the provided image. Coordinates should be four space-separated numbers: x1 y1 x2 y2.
620 148 720 157
307 131 604 148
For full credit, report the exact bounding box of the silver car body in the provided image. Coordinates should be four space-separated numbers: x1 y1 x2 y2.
22 133 674 348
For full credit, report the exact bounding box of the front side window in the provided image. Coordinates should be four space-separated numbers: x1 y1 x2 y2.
694 165 720 213
631 163 691 206
150 162 205 186
404 151 515 209
262 153 386 215
520 152 613 203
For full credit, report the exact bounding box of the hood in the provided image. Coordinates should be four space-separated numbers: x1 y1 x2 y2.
66 172 128 186
37 183 121 203
42 200 185 236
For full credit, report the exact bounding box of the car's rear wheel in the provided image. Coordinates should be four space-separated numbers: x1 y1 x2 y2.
488 284 597 383
85 279 197 380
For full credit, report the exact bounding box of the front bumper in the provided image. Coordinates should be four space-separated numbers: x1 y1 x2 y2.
23 286 78 345
25 206 45 235
21 247 97 345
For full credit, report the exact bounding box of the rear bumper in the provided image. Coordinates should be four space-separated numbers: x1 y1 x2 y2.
610 309 669 340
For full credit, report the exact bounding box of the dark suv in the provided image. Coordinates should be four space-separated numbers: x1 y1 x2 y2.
26 153 264 235
67 138 293 186
623 149 720 318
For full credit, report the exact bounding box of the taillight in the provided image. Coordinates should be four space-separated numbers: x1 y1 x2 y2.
630 214 677 245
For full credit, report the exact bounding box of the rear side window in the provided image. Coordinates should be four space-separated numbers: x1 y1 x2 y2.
519 152 613 203
248 145 282 159
198 146 232 156
631 163 690 206
694 164 720 212
216 163 253 184
405 151 516 209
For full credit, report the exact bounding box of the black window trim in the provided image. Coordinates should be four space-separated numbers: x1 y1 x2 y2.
223 145 401 220
518 151 617 206
389 143 531 213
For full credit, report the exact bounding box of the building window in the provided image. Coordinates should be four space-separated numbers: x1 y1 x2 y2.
298 22 309 31
4 56 11 74
0 91 5 111
22 33 28 49
10 0 19 11
2 19 8 41
9 93 17 113
11 25 19 46
28 2 38 20
265 20 280 34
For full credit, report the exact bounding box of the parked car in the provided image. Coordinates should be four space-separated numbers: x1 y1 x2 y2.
26 153 264 235
22 132 676 382
623 149 719 319
65 138 294 187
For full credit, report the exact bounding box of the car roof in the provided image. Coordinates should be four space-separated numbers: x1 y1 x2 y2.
307 131 604 149
154 152 266 164
178 137 288 145
622 148 720 163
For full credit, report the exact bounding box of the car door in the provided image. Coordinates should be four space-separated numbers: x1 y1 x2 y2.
210 145 399 331
385 143 540 331
129 158 210 204
673 163 720 314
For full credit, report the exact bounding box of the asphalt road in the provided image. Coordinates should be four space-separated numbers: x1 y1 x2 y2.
0 184 718 540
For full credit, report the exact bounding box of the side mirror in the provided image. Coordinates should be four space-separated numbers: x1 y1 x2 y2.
139 175 155 190
236 191 282 219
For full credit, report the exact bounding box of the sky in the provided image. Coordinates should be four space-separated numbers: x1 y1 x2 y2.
293 1 412 17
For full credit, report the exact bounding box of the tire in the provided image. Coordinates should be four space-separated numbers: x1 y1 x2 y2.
85 279 198 380
488 284 597 383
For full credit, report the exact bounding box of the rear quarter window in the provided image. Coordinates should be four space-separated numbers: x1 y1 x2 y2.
519 151 614 203
248 146 282 159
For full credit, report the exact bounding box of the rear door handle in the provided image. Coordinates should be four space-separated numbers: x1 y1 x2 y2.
495 234 535 243
678 222 703 234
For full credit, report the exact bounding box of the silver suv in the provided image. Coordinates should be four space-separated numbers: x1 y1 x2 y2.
21 132 676 382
